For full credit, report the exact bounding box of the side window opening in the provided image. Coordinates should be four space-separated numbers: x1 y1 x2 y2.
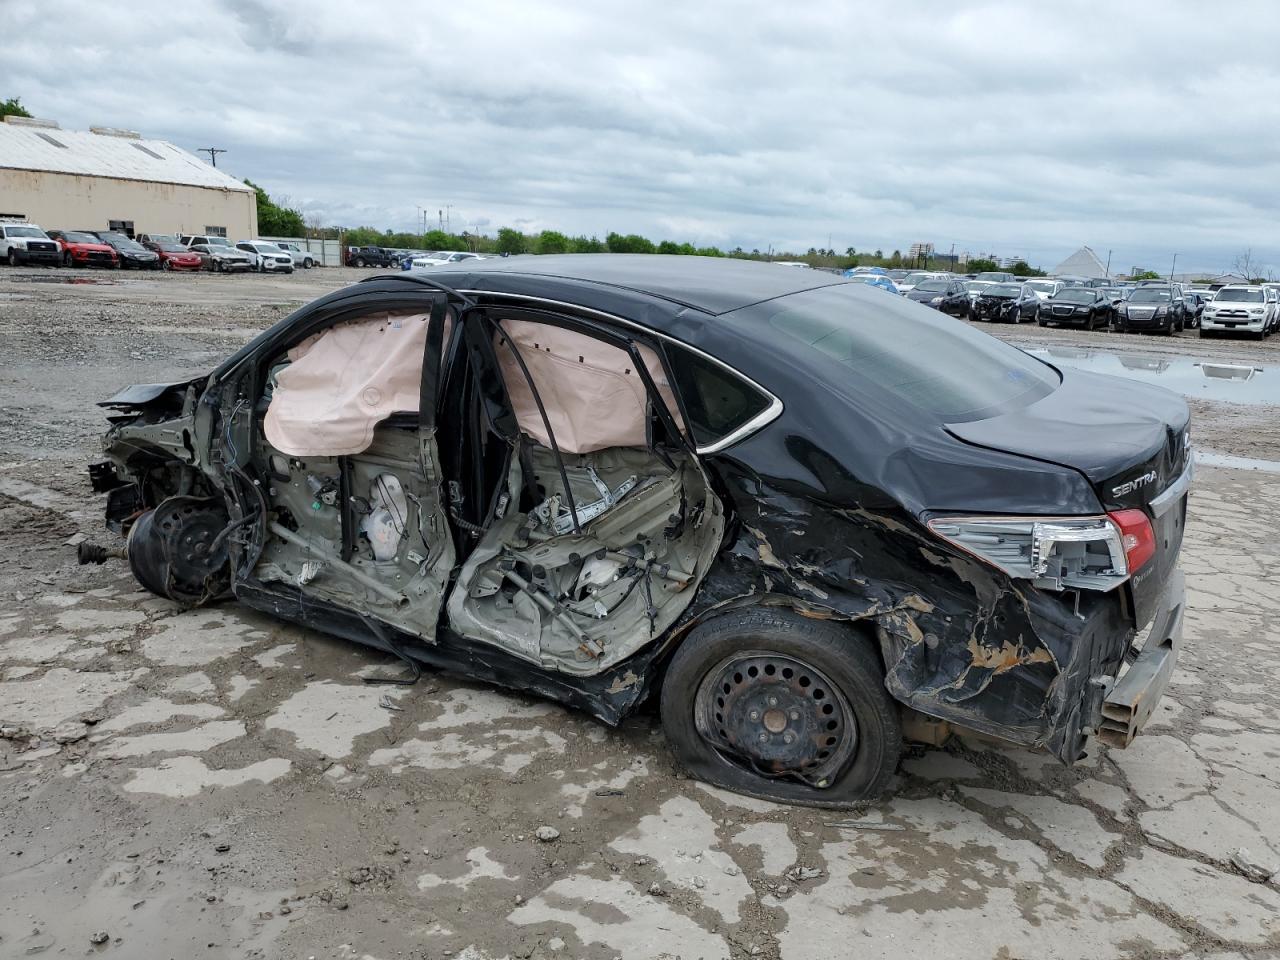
443 310 726 675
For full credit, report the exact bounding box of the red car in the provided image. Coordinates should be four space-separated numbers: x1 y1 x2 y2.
142 240 205 272
46 230 118 269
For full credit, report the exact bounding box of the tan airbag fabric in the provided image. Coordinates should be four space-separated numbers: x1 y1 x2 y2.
495 318 680 454
265 311 437 456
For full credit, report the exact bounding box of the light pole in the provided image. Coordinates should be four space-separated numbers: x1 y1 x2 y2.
1169 253 1178 280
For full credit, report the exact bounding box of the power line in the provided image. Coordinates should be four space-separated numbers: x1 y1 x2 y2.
198 147 227 168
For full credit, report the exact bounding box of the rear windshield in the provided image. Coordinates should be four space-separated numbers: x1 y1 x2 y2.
1215 288 1264 302
1129 288 1172 303
750 285 1058 423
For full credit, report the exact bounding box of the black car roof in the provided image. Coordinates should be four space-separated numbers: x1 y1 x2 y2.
420 254 851 316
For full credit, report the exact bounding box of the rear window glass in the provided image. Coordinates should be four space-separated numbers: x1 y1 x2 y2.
752 285 1058 423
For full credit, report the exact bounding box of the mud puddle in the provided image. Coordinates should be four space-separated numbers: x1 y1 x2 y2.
4 274 122 285
1027 347 1280 404
1194 448 1280 473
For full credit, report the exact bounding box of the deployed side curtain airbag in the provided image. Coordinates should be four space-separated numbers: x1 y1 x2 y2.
265 311 450 456
494 318 680 454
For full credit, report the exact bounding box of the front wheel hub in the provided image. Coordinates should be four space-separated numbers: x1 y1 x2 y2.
694 652 857 788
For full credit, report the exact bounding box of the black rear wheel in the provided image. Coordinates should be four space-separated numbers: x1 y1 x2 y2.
660 607 901 806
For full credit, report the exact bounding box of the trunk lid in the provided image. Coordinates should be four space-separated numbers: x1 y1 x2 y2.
946 366 1191 627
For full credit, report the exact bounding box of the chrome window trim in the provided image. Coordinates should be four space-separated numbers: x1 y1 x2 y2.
457 289 784 455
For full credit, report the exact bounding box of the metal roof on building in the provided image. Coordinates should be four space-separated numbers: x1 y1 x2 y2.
0 119 252 192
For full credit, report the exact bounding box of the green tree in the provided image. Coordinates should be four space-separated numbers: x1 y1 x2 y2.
1008 260 1046 277
536 230 570 254
966 258 999 273
423 229 461 250
657 240 681 255
243 179 305 236
495 228 526 255
606 232 656 254
1130 269 1161 281
569 235 605 253
695 246 724 257
0 97 32 120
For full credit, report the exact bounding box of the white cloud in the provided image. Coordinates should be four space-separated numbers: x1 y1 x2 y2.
4 0 1279 272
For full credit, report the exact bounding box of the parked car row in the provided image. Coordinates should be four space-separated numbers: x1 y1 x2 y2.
842 264 1276 339
0 219 324 274
343 245 489 269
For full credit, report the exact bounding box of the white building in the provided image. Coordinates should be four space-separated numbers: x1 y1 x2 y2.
1052 246 1109 279
0 116 256 239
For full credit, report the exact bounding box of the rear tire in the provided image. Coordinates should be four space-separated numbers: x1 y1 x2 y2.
660 607 901 807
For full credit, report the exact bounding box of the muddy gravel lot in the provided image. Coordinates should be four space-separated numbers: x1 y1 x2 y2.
1 267 1278 960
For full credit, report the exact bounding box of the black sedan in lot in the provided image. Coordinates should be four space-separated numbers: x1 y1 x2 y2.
970 282 1040 322
88 256 1190 807
905 278 970 316
1114 285 1187 334
89 231 161 270
1037 287 1111 330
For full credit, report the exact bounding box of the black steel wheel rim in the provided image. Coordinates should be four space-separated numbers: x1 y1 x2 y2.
694 651 858 789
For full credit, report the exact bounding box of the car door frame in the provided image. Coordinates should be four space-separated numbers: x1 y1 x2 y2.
204 285 456 649
222 283 715 721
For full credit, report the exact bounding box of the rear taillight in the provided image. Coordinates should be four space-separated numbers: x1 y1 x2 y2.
927 514 1132 592
1107 508 1155 573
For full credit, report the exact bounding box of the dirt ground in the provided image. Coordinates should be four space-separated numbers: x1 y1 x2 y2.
1 267 1278 960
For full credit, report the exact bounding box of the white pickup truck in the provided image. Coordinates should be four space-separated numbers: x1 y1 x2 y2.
0 221 61 267
270 241 320 268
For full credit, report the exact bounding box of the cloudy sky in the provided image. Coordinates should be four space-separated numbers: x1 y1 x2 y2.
5 0 1279 272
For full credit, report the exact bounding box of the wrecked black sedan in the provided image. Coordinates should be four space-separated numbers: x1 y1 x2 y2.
90 256 1190 806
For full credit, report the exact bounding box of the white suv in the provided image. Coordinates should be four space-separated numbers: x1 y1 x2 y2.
1200 285 1271 339
235 241 294 273
0 221 61 267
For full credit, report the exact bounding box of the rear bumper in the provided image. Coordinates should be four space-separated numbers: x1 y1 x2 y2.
1096 567 1185 748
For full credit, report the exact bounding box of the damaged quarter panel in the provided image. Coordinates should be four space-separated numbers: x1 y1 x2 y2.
659 283 1183 764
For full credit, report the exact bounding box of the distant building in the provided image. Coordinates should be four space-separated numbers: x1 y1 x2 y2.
1052 246 1109 279
0 116 256 239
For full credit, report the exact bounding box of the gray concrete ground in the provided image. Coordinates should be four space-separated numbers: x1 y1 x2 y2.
1 267 1277 960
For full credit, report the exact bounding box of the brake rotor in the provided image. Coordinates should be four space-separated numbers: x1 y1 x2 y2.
694 651 857 788
127 495 231 604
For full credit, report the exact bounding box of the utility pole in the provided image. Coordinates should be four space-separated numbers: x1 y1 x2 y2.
198 147 227 167
445 205 454 233
1169 253 1178 281
1105 249 1112 278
